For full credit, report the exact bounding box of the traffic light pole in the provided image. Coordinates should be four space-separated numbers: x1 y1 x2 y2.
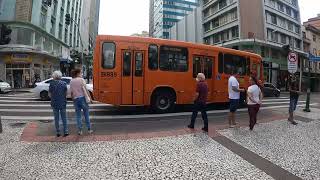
66 17 90 83
304 61 311 112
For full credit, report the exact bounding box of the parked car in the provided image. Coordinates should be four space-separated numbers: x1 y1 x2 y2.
32 77 93 100
263 83 280 97
0 79 11 93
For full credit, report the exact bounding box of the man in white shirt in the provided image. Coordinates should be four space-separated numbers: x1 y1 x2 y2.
228 69 245 128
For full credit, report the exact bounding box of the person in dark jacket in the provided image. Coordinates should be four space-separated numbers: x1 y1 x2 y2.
49 71 69 137
288 75 300 125
187 73 209 132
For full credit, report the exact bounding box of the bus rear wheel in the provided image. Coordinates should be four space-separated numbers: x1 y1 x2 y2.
151 91 175 113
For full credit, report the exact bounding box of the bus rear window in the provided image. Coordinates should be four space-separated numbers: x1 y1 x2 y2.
102 42 115 69
159 46 188 72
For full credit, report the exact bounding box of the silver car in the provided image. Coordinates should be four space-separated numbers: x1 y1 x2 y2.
0 79 12 93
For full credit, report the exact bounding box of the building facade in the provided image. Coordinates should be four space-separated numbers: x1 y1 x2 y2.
0 0 99 88
302 17 320 91
201 0 306 89
150 0 200 39
169 6 203 43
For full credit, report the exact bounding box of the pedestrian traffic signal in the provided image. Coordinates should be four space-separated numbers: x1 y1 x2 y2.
0 24 12 45
65 14 71 25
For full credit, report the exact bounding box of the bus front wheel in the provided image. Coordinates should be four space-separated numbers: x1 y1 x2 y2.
151 91 175 113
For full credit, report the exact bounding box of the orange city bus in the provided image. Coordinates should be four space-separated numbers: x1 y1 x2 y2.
93 35 263 113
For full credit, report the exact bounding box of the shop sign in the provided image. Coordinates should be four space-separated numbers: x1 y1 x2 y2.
12 54 30 60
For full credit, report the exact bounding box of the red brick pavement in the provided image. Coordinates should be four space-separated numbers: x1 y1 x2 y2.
20 114 288 143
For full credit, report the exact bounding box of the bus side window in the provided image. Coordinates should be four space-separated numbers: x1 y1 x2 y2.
224 54 248 75
102 42 116 69
193 56 201 78
148 45 158 70
159 46 188 72
123 52 131 76
218 53 223 74
204 57 213 79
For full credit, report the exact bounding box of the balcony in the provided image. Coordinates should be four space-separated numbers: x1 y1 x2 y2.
0 21 69 58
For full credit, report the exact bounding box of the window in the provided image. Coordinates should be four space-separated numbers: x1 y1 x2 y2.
50 18 56 35
62 78 71 84
281 34 286 44
102 42 116 69
286 6 291 16
303 32 306 39
193 57 213 79
231 26 239 38
219 0 227 9
148 45 158 70
123 52 131 76
279 17 286 28
45 80 53 84
40 6 47 29
313 35 316 42
293 10 298 20
291 0 297 6
295 25 300 34
288 22 293 31
58 24 63 39
270 14 277 24
135 52 143 77
277 2 284 12
159 46 188 72
223 54 248 75
193 57 202 78
204 57 213 79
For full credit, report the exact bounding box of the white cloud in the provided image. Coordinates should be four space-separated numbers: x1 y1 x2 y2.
98 0 150 35
299 0 320 22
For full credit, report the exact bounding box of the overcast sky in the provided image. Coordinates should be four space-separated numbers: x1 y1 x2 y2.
98 0 320 36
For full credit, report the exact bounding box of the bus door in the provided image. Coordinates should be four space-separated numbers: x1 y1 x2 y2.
121 50 145 105
193 56 214 101
251 60 262 80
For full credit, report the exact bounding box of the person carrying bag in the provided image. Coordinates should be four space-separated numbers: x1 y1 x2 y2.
70 68 93 135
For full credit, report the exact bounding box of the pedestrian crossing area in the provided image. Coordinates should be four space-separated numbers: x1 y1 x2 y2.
0 93 317 121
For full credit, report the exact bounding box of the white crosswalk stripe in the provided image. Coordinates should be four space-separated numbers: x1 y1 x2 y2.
0 94 317 121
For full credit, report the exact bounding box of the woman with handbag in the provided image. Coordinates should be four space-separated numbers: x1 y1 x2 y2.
70 68 93 135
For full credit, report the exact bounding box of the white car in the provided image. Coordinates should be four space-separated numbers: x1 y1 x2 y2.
32 77 93 100
0 79 11 93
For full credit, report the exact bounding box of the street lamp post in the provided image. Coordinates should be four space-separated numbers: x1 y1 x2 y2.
304 60 311 112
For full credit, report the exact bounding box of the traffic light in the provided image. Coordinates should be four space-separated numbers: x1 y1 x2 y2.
0 24 12 45
65 14 71 25
282 44 290 55
45 0 52 7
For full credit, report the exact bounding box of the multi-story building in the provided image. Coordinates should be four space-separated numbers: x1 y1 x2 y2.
202 0 306 88
149 0 155 37
302 17 320 91
169 6 203 43
0 0 99 88
150 0 200 39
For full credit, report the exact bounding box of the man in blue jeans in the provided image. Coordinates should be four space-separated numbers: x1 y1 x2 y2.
49 71 69 137
288 75 300 125
228 70 245 128
188 73 209 132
